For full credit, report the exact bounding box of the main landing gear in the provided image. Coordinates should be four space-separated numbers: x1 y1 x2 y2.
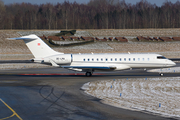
86 72 92 77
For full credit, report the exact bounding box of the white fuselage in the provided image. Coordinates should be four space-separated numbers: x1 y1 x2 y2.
43 53 176 71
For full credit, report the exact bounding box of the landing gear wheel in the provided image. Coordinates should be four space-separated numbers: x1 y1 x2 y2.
86 72 92 77
160 73 164 76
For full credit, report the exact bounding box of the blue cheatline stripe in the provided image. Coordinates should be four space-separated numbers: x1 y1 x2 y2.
62 66 114 69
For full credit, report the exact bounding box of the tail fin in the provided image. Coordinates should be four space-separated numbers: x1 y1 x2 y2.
8 34 63 58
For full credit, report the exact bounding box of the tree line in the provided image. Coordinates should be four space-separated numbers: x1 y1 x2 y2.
0 0 180 29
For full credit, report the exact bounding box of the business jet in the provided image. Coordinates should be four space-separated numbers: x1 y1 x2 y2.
8 34 176 77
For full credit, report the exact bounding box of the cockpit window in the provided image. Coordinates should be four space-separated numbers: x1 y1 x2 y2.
157 56 166 59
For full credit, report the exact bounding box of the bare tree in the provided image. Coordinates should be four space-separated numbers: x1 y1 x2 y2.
0 0 5 29
0 0 180 29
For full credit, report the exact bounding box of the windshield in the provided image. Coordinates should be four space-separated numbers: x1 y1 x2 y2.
157 56 167 59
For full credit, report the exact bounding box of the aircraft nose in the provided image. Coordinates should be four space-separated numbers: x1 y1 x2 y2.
168 61 176 67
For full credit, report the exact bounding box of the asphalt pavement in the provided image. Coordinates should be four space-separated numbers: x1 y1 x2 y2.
0 68 179 120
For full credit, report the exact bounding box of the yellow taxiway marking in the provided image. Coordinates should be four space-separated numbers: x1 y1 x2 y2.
0 98 23 120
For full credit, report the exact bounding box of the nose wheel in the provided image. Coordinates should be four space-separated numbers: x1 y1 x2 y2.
159 73 164 76
86 72 92 77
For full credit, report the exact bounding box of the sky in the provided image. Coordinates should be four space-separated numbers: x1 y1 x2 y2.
2 0 180 6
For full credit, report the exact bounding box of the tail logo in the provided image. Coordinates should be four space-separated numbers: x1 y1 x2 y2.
38 43 41 46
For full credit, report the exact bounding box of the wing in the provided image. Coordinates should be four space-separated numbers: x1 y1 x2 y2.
61 66 116 70
49 59 131 71
61 64 131 71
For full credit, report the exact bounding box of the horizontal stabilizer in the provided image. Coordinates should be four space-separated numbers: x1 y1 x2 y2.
7 34 63 58
7 38 36 40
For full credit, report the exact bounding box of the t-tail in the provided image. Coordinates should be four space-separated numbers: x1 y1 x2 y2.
8 34 63 59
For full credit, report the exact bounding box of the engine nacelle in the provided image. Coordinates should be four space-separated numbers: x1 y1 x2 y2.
44 54 72 65
32 58 44 63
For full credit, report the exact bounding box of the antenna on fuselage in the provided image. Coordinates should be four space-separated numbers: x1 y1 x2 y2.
128 52 131 54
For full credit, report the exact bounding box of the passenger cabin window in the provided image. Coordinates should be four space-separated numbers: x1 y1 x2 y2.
124 58 126 61
120 58 121 61
133 58 135 61
101 58 103 61
143 58 145 61
148 58 150 61
138 58 140 61
157 56 166 59
83 59 85 61
97 58 99 61
106 58 108 61
115 58 117 61
129 58 131 61
88 59 90 61
56 58 59 60
92 59 94 61
111 58 113 61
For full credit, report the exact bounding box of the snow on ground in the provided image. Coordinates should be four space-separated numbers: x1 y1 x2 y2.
56 41 113 50
88 29 180 36
82 77 180 118
18 31 60 36
1 30 180 58
74 31 93 37
2 30 180 59
52 41 84 44
0 54 33 60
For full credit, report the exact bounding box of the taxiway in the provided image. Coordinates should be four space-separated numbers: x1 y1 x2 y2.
0 68 179 120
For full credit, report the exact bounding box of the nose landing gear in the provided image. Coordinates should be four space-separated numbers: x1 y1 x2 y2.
159 73 164 76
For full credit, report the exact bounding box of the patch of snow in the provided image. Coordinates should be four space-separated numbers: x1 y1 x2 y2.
82 77 180 118
52 41 83 44
65 42 113 49
0 63 50 70
74 31 92 37
81 82 90 90
148 67 180 73
0 54 33 60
